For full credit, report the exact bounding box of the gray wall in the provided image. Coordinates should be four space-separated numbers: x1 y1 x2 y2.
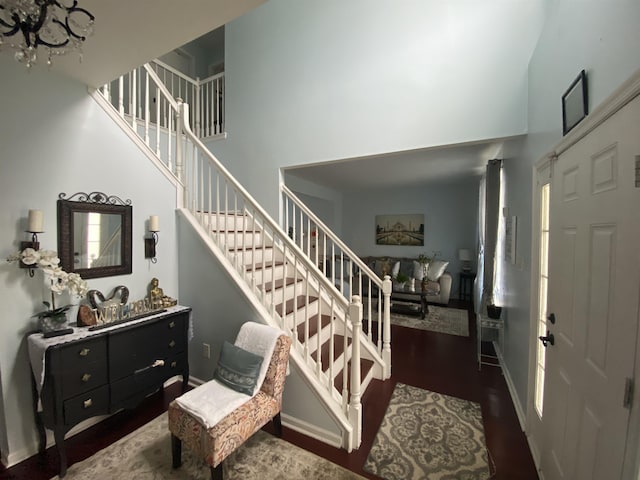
0 56 180 464
209 0 545 217
343 180 478 298
501 0 640 413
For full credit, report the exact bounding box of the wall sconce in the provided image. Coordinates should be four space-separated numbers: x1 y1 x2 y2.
21 209 44 277
145 215 159 263
458 248 472 272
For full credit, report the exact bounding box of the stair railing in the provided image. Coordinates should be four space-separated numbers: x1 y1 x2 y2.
95 63 384 450
149 60 225 139
177 100 379 451
282 185 392 378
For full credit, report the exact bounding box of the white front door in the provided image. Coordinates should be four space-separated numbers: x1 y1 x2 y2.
540 93 640 480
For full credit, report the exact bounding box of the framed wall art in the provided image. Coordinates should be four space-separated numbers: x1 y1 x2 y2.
562 69 588 135
504 215 517 264
375 214 424 246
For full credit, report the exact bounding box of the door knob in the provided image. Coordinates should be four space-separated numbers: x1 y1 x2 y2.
539 331 555 347
547 313 556 324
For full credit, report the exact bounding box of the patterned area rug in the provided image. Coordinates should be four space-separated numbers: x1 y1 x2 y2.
51 414 365 480
364 383 491 480
390 305 469 336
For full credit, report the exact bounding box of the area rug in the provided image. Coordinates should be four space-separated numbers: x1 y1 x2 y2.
390 305 469 336
51 414 366 480
363 383 492 480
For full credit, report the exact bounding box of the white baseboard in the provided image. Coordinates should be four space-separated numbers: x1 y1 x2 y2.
281 413 343 448
493 341 526 431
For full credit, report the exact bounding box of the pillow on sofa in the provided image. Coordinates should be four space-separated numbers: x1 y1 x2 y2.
214 341 264 396
413 261 429 281
392 261 400 278
427 260 449 281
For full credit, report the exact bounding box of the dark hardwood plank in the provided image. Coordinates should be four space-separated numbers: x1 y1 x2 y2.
0 300 538 480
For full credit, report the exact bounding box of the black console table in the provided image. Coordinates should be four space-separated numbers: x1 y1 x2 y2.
28 305 191 477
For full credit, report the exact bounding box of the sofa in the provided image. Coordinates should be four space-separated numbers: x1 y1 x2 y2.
359 256 452 305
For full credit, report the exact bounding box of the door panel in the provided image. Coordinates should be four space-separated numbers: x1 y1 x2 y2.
541 94 640 480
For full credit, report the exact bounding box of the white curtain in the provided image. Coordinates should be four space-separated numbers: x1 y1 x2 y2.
474 176 486 313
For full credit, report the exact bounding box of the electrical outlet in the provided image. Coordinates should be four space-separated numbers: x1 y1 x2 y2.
203 343 210 359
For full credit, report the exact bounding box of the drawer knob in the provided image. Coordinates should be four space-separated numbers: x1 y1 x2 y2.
79 348 91 357
81 373 92 382
169 340 176 348
171 361 177 368
169 321 176 328
83 398 93 409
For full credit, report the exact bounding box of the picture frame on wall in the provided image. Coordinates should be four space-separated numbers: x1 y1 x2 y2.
375 214 424 246
504 215 517 264
562 69 588 136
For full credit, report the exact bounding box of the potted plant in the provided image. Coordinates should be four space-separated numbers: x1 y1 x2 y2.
393 272 410 290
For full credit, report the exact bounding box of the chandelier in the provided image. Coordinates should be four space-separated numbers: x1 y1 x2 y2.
0 0 95 68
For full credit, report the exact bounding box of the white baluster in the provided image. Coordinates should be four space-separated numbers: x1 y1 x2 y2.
348 295 362 448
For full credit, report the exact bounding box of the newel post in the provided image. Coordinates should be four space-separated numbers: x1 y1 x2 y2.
348 295 363 450
382 275 392 379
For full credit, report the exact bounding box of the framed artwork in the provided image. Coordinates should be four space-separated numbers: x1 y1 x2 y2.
562 69 588 135
375 214 424 246
504 215 517 264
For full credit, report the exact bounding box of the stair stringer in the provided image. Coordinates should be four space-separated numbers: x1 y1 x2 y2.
177 208 355 445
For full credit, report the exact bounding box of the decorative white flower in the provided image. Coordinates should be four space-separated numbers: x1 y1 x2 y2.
8 247 89 307
20 248 40 265
66 273 88 297
37 250 60 268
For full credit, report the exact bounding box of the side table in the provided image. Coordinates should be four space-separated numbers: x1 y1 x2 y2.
459 271 475 302
477 312 504 371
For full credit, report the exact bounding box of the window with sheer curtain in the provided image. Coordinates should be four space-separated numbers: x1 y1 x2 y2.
475 159 502 312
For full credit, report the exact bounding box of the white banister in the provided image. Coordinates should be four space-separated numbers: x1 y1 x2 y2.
348 295 363 450
281 184 391 379
382 275 392 378
96 63 381 451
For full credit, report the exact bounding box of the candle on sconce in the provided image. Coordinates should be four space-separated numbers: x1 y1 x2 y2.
149 215 160 232
27 209 43 232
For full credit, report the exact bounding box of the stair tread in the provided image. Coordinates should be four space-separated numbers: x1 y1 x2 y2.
275 295 319 316
229 246 272 252
263 277 302 293
311 333 353 368
245 261 284 272
296 314 332 343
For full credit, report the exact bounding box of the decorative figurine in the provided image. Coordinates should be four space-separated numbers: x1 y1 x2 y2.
149 277 177 308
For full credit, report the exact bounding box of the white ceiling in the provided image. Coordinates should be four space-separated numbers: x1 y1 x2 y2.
285 139 509 193
0 0 266 87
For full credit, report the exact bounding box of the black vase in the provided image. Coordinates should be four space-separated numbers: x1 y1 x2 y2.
487 304 502 319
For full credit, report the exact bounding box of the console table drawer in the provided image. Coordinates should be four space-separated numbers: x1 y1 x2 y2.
63 385 109 427
109 314 188 381
51 337 107 375
60 365 108 399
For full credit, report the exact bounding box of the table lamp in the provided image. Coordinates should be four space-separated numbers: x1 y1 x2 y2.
459 249 472 272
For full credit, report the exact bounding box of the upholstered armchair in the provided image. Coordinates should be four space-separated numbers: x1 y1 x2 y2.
168 322 291 480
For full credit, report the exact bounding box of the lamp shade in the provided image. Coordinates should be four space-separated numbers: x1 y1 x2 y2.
458 249 472 261
149 215 160 232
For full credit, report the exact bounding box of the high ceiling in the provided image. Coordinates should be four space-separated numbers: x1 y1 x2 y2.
0 0 266 87
285 139 508 193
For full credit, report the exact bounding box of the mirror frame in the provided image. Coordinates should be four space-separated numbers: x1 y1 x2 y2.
57 192 133 279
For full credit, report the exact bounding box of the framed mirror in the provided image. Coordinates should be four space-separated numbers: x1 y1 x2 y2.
57 192 133 279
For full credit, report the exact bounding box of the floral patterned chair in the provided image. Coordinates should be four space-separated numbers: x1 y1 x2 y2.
168 322 291 480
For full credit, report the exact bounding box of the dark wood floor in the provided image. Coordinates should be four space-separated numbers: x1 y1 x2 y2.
0 300 538 480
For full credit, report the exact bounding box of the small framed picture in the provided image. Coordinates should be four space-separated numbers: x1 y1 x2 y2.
562 70 588 136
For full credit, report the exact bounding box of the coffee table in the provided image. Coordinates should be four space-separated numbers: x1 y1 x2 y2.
390 286 436 319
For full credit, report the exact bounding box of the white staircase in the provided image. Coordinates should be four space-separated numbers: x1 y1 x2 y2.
90 62 392 451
